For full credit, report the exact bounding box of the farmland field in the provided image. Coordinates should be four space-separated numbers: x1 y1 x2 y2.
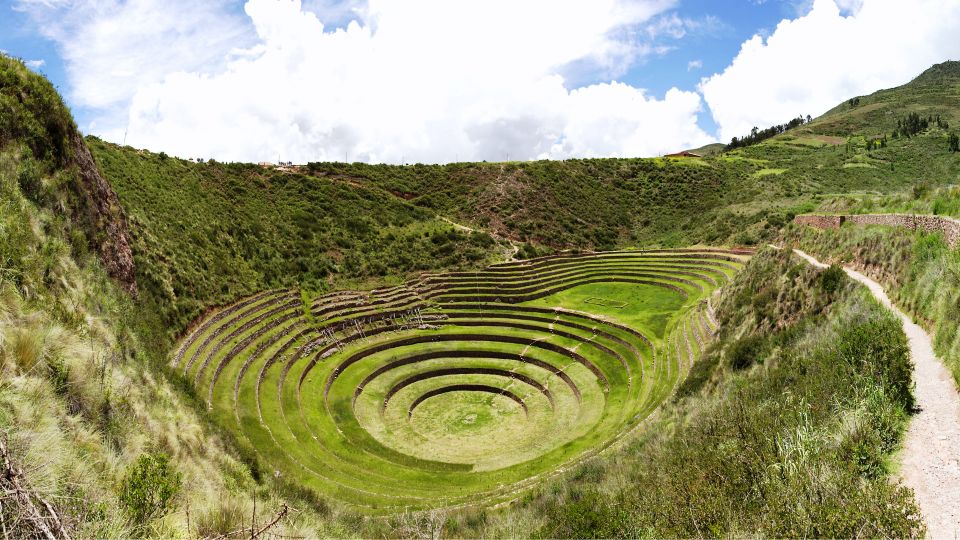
173 248 749 511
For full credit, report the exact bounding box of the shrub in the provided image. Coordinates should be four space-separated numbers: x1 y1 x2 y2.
912 181 930 200
517 243 539 260
819 264 845 294
118 452 182 529
836 313 913 411
727 334 765 370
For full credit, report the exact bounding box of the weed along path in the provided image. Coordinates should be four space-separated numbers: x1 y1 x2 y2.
792 248 960 538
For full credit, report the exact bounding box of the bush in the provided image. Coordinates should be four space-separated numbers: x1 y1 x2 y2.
118 452 182 529
836 313 914 411
819 264 845 294
912 181 930 200
194 497 248 538
727 334 765 369
517 242 539 260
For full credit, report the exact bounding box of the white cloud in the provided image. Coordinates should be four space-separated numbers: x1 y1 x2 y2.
687 59 702 71
548 84 711 159
644 13 729 42
24 59 45 69
15 0 252 109
20 0 715 163
700 0 960 142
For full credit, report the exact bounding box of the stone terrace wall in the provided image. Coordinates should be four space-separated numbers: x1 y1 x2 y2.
794 215 845 229
795 213 960 248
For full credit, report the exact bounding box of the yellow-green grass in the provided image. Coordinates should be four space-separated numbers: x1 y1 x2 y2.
751 168 788 178
173 249 747 512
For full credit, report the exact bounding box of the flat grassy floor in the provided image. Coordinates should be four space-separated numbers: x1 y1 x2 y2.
522 282 688 339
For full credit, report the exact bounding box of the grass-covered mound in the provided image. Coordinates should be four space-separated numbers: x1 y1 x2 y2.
174 248 748 511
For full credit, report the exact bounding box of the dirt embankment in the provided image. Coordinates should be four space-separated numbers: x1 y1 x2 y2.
69 132 137 296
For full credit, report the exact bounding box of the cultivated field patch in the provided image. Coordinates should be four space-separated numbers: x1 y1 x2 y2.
173 248 749 512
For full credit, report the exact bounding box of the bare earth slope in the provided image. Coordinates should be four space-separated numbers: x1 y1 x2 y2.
793 249 960 538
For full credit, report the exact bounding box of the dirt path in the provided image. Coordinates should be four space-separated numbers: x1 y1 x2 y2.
793 249 960 538
439 216 522 261
439 216 476 233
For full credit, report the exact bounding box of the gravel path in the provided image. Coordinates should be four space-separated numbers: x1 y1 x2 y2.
793 249 960 538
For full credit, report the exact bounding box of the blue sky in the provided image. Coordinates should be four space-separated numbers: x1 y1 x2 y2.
617 0 819 135
1 6 66 89
2 0 795 139
2 0 958 163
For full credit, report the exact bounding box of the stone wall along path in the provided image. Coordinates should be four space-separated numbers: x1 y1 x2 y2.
794 213 960 248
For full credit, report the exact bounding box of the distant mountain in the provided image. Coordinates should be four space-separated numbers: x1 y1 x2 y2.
814 60 960 136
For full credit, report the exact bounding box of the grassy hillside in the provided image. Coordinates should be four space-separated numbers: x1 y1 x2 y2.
93 143 804 337
301 157 765 247
0 54 343 538
88 138 505 334
784 222 960 383
414 249 922 537
726 61 960 198
818 60 960 135
4 49 958 537
88 62 960 338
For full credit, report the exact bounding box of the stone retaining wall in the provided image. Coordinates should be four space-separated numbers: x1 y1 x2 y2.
794 213 960 248
793 214 845 229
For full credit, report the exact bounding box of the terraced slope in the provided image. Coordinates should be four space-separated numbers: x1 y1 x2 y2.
174 249 749 511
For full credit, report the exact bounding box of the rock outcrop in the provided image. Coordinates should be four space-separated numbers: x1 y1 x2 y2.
69 132 138 296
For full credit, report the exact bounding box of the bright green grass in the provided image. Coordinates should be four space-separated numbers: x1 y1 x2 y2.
751 168 788 178
522 282 688 339
176 249 745 512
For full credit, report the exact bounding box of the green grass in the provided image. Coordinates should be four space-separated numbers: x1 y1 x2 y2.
85 62 960 348
523 282 687 339
784 221 960 385
2 51 953 538
86 137 505 335
174 249 744 511
751 167 788 177
502 248 922 539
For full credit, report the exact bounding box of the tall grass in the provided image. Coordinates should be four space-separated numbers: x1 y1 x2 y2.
0 136 330 537
784 222 960 384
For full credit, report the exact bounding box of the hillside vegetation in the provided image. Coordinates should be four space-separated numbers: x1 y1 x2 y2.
87 64 960 343
444 249 923 537
89 138 504 334
3 50 959 538
0 54 339 538
784 222 960 383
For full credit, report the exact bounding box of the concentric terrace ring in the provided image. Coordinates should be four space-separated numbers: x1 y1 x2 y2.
173 249 749 511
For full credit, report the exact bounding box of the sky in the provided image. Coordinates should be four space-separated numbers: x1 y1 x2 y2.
2 0 959 164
